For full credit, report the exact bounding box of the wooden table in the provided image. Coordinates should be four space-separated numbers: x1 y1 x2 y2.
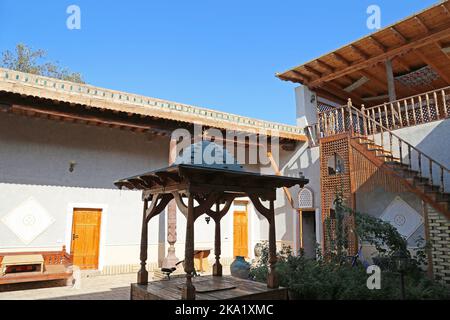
193 248 211 273
1 255 44 276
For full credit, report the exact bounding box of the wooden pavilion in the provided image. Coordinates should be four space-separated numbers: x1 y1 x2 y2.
115 163 308 300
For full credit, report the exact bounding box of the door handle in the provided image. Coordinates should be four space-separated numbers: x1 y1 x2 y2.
72 234 79 241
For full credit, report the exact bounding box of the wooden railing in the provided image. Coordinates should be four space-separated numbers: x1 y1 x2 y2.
363 86 450 131
313 100 450 193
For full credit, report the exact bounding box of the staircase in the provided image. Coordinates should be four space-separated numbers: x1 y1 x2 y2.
351 135 450 217
315 98 450 219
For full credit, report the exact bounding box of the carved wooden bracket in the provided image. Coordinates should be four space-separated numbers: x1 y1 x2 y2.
145 193 174 222
206 196 236 222
172 192 220 221
249 194 274 221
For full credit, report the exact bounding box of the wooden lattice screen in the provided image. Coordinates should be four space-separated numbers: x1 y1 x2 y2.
320 134 357 255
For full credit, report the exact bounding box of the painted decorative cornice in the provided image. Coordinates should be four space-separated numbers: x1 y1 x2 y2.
0 68 306 141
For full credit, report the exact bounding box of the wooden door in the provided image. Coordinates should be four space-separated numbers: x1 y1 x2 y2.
71 209 102 270
233 210 248 258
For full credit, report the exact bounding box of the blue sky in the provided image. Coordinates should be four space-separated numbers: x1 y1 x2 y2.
0 0 437 125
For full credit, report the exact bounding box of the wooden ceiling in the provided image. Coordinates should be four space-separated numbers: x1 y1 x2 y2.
277 1 450 106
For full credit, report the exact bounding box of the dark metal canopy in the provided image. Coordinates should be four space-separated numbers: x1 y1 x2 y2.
114 163 309 197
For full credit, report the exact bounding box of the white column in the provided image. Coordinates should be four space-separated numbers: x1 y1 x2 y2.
295 85 318 128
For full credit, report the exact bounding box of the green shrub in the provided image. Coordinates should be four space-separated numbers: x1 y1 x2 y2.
250 243 450 300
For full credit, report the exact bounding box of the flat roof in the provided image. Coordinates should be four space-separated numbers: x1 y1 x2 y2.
0 68 307 141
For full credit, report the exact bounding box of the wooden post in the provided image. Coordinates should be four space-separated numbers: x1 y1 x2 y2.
361 106 367 136
426 93 431 121
385 59 397 102
182 194 196 300
390 103 396 129
397 101 403 127
347 99 353 134
162 138 179 268
411 98 417 125
299 209 304 250
404 100 410 127
419 96 424 123
137 199 149 285
267 200 279 289
384 103 389 128
442 90 447 118
434 91 440 120
213 202 223 277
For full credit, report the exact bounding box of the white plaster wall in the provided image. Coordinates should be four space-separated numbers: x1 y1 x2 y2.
0 113 169 270
373 118 450 190
0 113 284 270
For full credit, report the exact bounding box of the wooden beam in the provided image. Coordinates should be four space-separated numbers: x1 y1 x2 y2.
304 65 322 78
415 48 450 84
439 41 450 54
385 59 397 101
441 3 450 17
9 104 166 133
321 82 365 106
343 75 378 96
309 23 450 88
331 52 351 67
369 36 387 53
392 56 411 72
350 45 369 60
413 16 429 34
362 94 389 102
390 27 408 44
291 70 311 83
315 60 335 73
344 76 369 93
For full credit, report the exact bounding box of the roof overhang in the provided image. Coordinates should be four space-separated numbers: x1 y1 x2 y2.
0 68 307 142
277 1 450 106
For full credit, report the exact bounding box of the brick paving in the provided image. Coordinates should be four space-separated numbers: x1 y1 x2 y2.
0 267 231 300
0 273 138 300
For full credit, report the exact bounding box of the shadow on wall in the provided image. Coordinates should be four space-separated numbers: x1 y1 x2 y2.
353 149 425 247
395 119 450 191
266 143 320 250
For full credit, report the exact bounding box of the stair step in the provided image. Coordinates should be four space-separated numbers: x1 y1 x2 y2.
435 201 449 212
414 176 431 185
354 137 375 145
436 193 450 202
391 167 418 176
378 155 401 162
426 192 450 204
372 150 394 157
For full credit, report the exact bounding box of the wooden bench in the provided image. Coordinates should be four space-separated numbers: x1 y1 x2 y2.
0 246 73 286
1 254 45 276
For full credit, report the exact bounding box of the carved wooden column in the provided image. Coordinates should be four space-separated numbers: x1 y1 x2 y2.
137 198 149 285
163 138 179 268
182 193 196 300
267 199 279 289
213 202 222 277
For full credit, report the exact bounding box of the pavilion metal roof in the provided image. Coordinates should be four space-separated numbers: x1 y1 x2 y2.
114 163 308 195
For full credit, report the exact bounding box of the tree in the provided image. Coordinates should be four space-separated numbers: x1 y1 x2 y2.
1 43 84 83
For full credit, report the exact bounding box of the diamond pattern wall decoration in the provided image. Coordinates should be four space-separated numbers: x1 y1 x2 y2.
380 196 423 240
1 197 55 244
